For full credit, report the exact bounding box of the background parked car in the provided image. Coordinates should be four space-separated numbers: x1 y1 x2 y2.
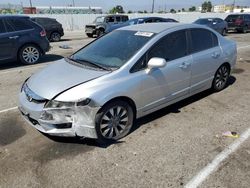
85 15 129 37
225 14 250 33
0 15 50 65
31 17 64 42
106 17 178 33
193 18 228 35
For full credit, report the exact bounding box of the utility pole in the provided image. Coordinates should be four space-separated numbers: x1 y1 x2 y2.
152 0 155 13
72 0 75 7
29 0 33 8
232 0 236 12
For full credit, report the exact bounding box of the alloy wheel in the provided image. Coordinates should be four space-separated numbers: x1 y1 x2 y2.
215 65 229 90
100 106 129 139
22 46 40 64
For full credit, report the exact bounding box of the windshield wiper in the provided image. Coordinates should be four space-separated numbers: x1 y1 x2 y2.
67 57 111 71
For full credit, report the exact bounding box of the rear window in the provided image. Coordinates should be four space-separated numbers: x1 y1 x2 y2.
190 29 218 53
225 15 243 21
122 16 128 22
5 18 33 31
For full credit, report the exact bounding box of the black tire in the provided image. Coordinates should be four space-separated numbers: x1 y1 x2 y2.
212 64 230 92
96 29 104 38
50 32 61 42
86 33 93 38
95 100 134 143
18 44 41 65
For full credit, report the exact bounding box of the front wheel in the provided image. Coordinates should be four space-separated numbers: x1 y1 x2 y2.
96 29 104 38
212 65 230 92
18 44 41 65
222 28 227 36
95 100 134 143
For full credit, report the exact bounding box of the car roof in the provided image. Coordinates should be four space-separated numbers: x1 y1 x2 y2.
118 23 194 34
0 15 29 19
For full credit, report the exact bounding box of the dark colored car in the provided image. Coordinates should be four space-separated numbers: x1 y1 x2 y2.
225 14 250 33
31 17 64 42
0 15 50 65
85 15 129 37
106 17 178 33
194 18 228 35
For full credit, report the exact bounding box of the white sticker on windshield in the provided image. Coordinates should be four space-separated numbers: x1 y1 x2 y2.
135 31 154 37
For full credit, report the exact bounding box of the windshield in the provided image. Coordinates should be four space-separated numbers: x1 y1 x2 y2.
94 16 105 23
72 30 154 69
194 19 212 24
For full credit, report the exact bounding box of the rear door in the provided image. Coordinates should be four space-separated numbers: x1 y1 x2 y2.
0 18 16 61
189 28 221 93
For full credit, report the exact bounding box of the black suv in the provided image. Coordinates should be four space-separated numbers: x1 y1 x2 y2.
0 15 50 65
225 14 250 33
85 15 129 37
31 17 64 42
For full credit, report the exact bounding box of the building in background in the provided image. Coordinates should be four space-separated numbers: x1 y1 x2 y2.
213 4 226 12
36 6 102 14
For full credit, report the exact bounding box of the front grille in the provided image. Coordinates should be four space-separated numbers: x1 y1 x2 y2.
23 83 47 103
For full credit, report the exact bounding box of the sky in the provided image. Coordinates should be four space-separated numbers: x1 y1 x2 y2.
1 0 250 12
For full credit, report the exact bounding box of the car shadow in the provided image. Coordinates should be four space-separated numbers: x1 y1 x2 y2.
42 76 236 148
0 54 63 70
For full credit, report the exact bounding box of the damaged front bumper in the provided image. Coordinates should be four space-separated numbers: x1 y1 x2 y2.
19 91 100 138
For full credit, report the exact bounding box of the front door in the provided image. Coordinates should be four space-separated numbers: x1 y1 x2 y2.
134 30 192 112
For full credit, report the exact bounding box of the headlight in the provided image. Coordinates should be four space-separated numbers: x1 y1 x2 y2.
44 98 91 109
21 77 30 92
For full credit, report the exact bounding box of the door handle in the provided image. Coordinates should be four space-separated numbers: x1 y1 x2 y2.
9 36 19 39
211 52 220 58
179 62 190 69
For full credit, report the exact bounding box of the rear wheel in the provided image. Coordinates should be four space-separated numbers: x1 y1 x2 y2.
50 32 61 42
212 64 230 92
95 100 134 143
86 33 93 38
18 44 41 65
96 29 104 38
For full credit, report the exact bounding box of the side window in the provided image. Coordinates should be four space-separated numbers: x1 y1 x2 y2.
6 18 33 31
154 18 163 23
130 30 188 73
190 29 217 53
0 19 6 34
106 17 115 23
148 30 188 62
4 19 15 32
122 16 128 22
116 16 121 22
145 19 153 23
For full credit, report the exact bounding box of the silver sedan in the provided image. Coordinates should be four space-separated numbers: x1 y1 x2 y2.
19 23 237 143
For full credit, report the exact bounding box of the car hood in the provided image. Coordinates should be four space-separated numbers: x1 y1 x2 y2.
27 59 109 100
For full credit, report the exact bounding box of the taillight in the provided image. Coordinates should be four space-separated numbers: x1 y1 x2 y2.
235 19 243 25
40 30 46 37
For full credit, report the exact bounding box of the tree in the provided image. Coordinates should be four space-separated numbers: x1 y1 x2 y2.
201 1 212 12
109 5 125 14
181 8 185 12
143 10 148 13
189 6 196 12
127 10 133 14
170 8 176 13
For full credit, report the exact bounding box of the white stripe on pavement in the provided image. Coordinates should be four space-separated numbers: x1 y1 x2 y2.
0 106 18 114
185 127 250 188
238 44 250 50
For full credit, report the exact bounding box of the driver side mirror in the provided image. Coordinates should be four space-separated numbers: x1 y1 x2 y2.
146 57 167 73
